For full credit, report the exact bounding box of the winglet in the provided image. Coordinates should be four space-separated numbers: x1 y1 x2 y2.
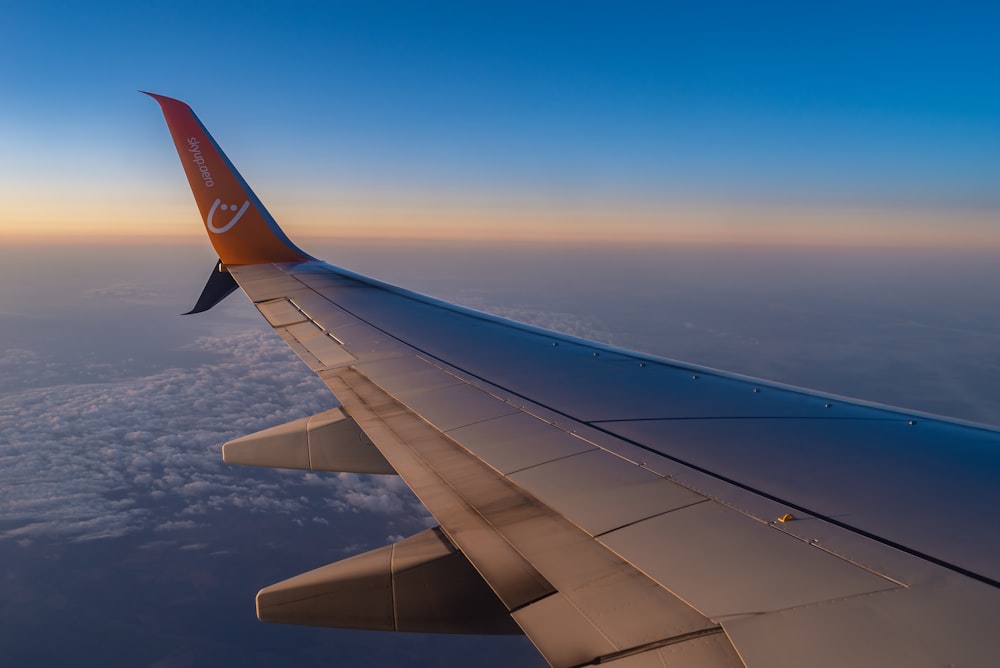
144 92 313 265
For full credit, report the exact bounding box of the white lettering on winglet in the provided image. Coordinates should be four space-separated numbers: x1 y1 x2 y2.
187 137 214 187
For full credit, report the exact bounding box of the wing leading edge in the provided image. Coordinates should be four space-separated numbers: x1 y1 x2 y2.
148 93 1000 668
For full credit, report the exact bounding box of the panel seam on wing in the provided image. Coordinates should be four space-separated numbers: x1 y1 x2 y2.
569 626 726 667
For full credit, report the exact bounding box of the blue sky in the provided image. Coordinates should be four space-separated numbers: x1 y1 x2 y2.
2 1 999 243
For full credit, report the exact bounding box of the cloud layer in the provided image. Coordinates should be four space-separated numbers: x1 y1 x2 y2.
0 330 428 544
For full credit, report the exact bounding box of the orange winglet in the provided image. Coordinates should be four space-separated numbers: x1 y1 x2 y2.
144 92 313 265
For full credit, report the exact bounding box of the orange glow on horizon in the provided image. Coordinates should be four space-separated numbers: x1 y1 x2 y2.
2 192 998 249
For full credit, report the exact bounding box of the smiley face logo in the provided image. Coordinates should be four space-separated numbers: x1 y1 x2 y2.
207 198 250 233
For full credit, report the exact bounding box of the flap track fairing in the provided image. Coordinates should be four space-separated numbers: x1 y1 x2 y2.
222 407 396 474
256 527 521 635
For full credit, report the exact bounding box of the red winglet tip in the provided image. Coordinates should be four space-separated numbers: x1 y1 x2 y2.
141 91 190 109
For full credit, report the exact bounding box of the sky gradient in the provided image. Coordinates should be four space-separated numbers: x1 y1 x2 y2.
2 1 999 245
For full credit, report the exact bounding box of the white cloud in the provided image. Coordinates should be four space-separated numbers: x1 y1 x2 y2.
84 284 163 303
0 330 428 542
155 520 200 531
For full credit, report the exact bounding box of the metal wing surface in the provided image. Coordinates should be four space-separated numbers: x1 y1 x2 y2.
147 93 1000 668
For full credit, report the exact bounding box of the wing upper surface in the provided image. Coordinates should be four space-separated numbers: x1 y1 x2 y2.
242 261 1000 587
230 260 1000 667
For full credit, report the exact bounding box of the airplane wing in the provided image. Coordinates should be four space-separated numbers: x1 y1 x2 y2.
146 93 1000 667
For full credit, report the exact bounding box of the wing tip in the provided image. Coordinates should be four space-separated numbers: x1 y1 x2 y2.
140 91 190 110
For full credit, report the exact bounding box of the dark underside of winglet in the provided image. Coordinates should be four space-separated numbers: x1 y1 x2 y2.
184 259 239 315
